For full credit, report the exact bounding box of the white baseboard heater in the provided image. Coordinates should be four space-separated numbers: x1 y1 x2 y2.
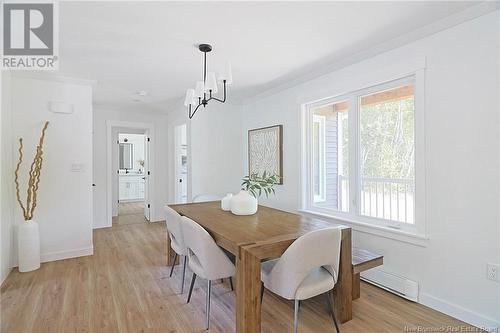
361 268 419 302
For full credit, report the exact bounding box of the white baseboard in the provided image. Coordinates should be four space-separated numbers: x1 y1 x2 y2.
93 223 111 229
40 246 94 263
419 292 500 332
11 246 94 269
0 267 13 287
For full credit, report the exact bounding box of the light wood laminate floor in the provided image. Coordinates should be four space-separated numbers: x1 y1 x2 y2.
1 220 477 333
114 202 147 226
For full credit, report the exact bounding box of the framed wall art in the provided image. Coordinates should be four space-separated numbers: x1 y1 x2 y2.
248 125 283 184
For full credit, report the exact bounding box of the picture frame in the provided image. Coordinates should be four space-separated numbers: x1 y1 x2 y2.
248 125 283 184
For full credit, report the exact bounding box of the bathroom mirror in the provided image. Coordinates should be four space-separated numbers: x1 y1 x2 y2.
119 143 133 170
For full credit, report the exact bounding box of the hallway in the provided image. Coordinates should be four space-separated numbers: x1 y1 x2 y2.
113 202 147 226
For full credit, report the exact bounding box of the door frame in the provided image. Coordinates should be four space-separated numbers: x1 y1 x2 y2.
174 123 188 203
106 120 155 227
168 116 192 203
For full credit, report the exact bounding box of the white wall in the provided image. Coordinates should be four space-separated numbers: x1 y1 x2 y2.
1 72 14 284
92 108 168 227
166 102 245 203
1 75 94 272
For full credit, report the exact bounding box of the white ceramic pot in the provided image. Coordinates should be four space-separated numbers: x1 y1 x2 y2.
230 190 258 215
17 220 41 272
221 193 233 211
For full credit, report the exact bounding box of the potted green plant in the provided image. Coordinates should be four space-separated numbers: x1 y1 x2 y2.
231 171 279 215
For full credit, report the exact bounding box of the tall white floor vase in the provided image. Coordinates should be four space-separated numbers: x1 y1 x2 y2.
17 221 41 272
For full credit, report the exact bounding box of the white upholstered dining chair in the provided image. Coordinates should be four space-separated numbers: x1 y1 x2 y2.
164 206 188 293
181 216 235 330
260 227 342 333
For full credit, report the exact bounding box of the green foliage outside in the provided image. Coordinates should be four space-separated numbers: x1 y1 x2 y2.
359 97 415 180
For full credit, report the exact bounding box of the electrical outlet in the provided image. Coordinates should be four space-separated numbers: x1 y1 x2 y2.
487 263 500 282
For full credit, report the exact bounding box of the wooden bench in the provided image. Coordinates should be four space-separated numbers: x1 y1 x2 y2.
352 248 383 299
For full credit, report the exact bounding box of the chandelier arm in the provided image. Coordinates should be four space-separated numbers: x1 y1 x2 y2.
188 102 203 119
206 80 227 103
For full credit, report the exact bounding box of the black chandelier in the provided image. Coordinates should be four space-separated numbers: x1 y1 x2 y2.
184 44 232 119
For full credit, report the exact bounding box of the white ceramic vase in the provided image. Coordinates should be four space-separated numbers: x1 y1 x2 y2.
230 190 258 215
221 193 233 211
17 220 41 272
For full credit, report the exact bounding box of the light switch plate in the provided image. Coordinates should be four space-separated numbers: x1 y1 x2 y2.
487 263 500 282
70 163 85 172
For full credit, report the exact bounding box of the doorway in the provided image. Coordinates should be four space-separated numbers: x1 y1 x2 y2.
115 132 148 226
174 123 188 203
106 121 155 228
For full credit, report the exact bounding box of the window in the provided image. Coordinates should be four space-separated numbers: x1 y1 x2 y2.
310 101 349 212
303 75 422 234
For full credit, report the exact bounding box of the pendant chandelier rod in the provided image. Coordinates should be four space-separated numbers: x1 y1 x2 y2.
203 50 207 102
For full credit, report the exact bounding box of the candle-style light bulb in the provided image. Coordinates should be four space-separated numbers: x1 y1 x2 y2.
218 61 233 85
194 81 204 98
184 89 195 106
205 72 218 93
225 61 232 85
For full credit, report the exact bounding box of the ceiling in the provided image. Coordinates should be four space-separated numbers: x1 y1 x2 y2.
57 1 482 112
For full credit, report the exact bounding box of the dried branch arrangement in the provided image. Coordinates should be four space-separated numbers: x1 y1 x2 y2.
14 121 50 221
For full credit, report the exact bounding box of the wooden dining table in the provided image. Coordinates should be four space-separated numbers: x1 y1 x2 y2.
168 201 353 333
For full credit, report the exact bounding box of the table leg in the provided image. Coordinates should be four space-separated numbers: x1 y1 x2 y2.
331 228 353 323
236 246 262 333
352 273 360 300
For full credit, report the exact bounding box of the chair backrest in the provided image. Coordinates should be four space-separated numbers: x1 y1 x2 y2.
164 206 186 255
266 227 342 299
192 194 222 203
181 216 235 280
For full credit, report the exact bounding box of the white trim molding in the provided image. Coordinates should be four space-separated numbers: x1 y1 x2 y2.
299 209 429 247
0 268 13 287
420 293 500 332
10 247 94 268
40 247 94 263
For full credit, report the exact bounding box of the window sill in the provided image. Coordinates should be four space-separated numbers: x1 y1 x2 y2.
298 209 429 247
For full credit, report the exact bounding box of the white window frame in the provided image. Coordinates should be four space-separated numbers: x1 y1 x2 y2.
304 94 351 213
301 71 426 240
312 114 326 202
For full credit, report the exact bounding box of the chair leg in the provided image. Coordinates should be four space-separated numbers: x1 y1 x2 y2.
325 292 340 333
220 278 224 283
260 282 265 305
169 253 178 277
206 280 212 330
187 273 197 303
180 255 187 293
294 299 300 333
229 277 234 291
